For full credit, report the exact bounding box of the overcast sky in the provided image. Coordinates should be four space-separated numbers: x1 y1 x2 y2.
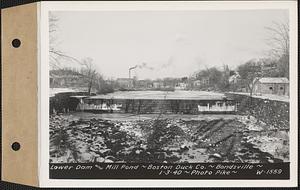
50 10 288 80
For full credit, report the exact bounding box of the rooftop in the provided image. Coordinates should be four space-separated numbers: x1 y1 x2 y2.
258 77 289 84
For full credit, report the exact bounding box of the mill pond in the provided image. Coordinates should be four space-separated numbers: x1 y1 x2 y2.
50 90 289 164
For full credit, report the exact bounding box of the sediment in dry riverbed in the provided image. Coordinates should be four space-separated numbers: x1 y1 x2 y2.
49 114 289 164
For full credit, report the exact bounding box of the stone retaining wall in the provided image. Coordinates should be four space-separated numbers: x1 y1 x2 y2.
226 93 289 129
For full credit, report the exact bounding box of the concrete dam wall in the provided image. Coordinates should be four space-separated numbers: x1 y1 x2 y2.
77 98 236 114
49 91 289 125
50 91 237 114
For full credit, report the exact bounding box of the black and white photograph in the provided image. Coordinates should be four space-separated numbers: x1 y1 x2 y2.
49 9 290 163
1 0 298 188
43 2 297 183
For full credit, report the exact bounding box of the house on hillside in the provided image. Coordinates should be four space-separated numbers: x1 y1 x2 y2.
228 71 240 84
175 82 188 90
253 77 289 96
193 77 210 88
200 77 210 86
193 80 202 87
50 73 85 88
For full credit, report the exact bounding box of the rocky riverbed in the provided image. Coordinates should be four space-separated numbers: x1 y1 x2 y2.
50 113 289 163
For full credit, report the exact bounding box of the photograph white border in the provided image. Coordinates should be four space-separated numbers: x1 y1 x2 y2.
39 1 298 187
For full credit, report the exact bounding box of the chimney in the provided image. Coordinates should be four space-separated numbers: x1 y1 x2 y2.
129 69 131 79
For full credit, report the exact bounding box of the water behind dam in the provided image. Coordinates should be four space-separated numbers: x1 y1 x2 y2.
87 90 227 100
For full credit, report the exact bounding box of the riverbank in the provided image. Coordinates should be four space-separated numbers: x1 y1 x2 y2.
50 113 289 164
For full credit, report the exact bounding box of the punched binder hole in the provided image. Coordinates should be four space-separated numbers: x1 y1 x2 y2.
11 142 21 151
12 39 21 48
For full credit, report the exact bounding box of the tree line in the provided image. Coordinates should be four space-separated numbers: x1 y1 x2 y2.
49 13 289 95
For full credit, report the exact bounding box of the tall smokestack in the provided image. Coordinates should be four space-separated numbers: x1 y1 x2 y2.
129 65 138 79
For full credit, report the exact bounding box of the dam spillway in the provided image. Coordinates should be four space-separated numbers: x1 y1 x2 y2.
72 91 237 114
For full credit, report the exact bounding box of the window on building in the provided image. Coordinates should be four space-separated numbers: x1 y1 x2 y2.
226 101 234 106
269 87 273 90
199 102 207 106
216 102 222 107
280 87 284 90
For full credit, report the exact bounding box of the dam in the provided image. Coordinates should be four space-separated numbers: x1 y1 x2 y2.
70 91 237 114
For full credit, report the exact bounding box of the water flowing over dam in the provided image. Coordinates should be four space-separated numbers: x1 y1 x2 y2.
71 91 237 114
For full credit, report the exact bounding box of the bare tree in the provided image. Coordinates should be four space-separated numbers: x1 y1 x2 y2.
265 20 289 77
79 58 98 95
49 14 106 94
237 59 263 118
49 12 62 68
237 60 262 98
49 13 82 69
49 14 113 95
